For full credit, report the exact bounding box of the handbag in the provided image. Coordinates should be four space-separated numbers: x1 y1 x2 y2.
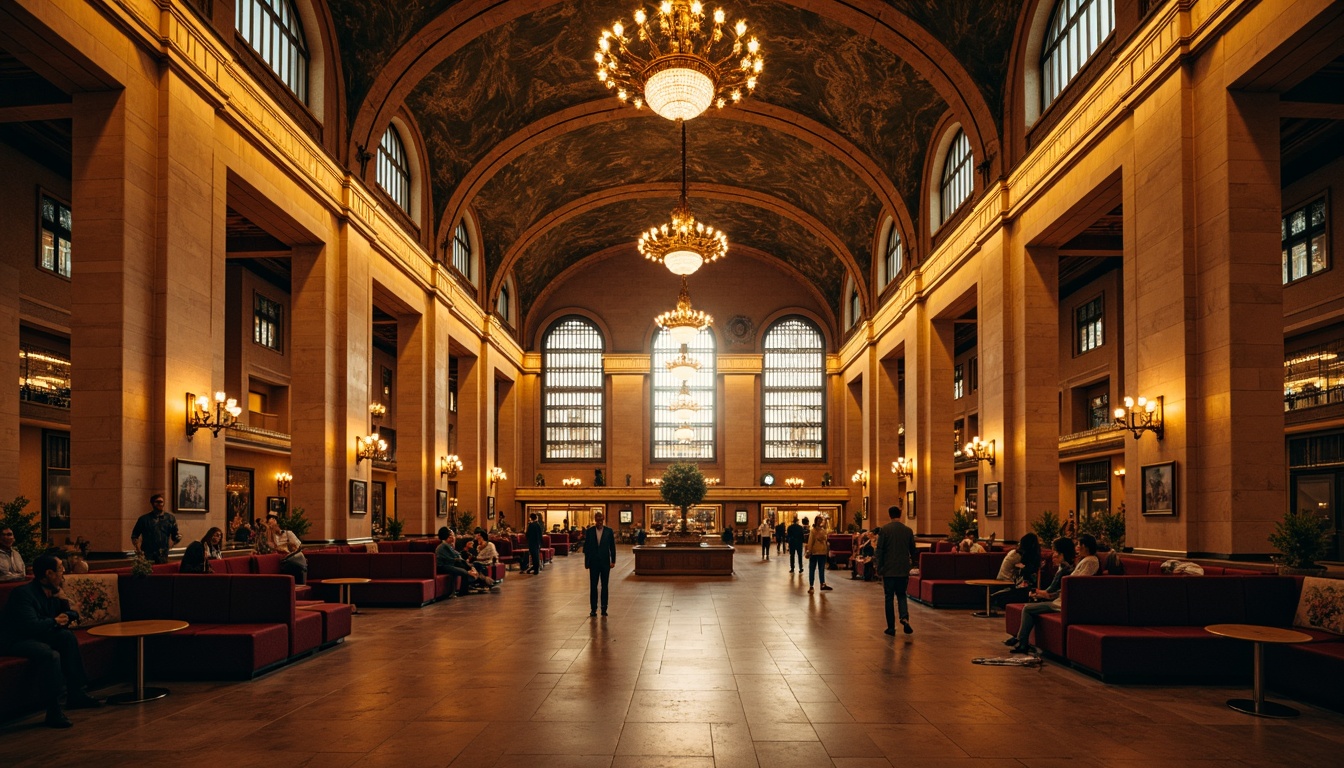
281 550 308 570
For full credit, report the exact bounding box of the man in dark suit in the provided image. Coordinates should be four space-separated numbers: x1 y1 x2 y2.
0 554 102 727
526 513 544 574
786 518 806 573
584 511 617 616
875 505 918 636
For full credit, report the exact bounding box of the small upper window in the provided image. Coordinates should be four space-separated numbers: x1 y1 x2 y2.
884 222 903 286
1283 196 1328 285
38 193 72 278
497 281 512 324
940 130 973 224
254 292 283 353
1077 295 1103 354
452 221 474 283
848 284 861 329
235 0 309 102
377 126 411 213
953 364 965 399
1041 0 1115 109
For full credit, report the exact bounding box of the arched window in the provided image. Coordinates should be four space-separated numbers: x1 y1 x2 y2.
940 130 973 224
451 221 474 283
762 317 826 460
235 0 309 101
496 280 513 325
848 282 861 329
884 221 903 286
542 317 605 460
377 126 411 213
652 327 715 460
1041 0 1115 108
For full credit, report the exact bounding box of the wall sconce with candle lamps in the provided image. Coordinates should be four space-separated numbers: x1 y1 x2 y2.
562 477 582 487
890 457 914 481
487 466 507 489
439 454 463 479
850 469 868 489
964 437 995 466
275 472 292 495
1114 395 1163 440
186 392 242 439
355 431 388 464
784 477 805 489
369 402 387 420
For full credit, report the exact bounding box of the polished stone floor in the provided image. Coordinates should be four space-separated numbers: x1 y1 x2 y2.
5 547 1344 767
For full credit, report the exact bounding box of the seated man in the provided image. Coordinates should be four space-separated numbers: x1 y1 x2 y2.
0 554 102 727
434 527 475 597
1007 535 1099 653
468 530 499 589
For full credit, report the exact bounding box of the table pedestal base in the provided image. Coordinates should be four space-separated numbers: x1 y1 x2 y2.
107 687 170 705
971 610 998 618
1226 698 1300 718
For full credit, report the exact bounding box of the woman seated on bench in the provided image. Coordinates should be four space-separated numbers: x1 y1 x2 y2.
990 532 1041 607
1007 534 1098 654
849 531 877 580
467 529 499 590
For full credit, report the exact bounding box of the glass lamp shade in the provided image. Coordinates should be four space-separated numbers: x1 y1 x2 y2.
644 62 715 121
664 249 704 276
674 424 695 443
668 357 699 381
667 323 700 346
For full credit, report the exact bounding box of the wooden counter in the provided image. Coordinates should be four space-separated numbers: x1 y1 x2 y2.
633 544 736 575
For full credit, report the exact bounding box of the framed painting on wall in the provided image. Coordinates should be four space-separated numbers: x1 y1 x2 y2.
43 431 71 534
735 509 748 524
266 496 287 517
906 490 917 519
174 459 209 513
226 466 253 535
436 490 448 518
1141 462 1177 516
620 508 633 524
371 481 386 531
350 479 367 515
984 482 1001 517
487 495 496 520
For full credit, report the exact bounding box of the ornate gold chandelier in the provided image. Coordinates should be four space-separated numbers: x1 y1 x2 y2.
669 382 701 421
596 1 763 122
666 347 701 380
654 277 713 345
639 121 728 275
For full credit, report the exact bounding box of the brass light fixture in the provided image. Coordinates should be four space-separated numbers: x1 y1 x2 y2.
638 121 728 276
596 1 763 121
674 423 695 443
440 454 463 479
668 382 701 421
563 477 582 487
666 345 702 380
488 466 508 488
1114 395 1164 440
784 477 804 489
655 277 713 344
275 472 293 494
369 402 387 419
963 437 995 467
355 431 388 464
186 392 242 439
890 457 913 481
851 469 868 489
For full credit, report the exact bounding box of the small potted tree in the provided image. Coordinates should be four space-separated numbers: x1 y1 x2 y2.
660 462 707 545
1269 509 1330 576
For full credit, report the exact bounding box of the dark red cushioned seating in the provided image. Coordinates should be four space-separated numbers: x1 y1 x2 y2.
297 603 354 645
306 552 438 606
827 534 853 569
910 552 1006 607
1268 640 1344 710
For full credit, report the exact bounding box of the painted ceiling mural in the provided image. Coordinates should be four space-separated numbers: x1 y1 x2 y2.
512 196 845 313
471 116 883 283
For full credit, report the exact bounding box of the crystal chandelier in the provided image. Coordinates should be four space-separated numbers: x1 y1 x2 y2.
674 423 695 443
638 121 728 275
596 1 763 122
669 382 701 421
666 346 701 380
655 277 713 345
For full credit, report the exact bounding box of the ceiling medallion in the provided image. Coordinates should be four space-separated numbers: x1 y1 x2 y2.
638 121 728 276
654 277 713 345
596 1 764 122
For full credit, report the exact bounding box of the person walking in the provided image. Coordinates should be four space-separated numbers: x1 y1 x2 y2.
875 505 918 635
757 520 772 560
806 516 832 593
775 520 787 555
787 517 806 573
130 493 181 564
584 511 617 616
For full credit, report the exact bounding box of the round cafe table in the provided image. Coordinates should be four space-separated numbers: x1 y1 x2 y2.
87 619 189 704
325 577 372 615
966 579 1005 618
1204 623 1312 718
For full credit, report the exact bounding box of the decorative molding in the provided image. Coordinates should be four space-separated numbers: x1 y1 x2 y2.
718 355 763 374
603 354 652 373
723 315 756 348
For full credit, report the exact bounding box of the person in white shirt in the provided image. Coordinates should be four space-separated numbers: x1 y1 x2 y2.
0 527 26 581
1008 534 1099 653
267 517 307 584
757 520 772 560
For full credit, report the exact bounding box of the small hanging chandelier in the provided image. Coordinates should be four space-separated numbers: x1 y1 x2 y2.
666 345 701 380
655 277 713 345
669 382 701 421
596 1 763 122
638 121 728 276
674 423 695 443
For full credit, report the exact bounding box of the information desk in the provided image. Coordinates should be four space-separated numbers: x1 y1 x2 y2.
634 544 735 575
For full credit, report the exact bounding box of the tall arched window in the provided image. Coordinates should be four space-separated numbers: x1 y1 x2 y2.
496 280 512 325
884 221 903 286
940 130 973 224
377 126 411 213
542 317 605 460
451 221 474 283
652 327 715 460
1041 0 1115 108
762 317 826 460
848 282 861 329
235 0 309 101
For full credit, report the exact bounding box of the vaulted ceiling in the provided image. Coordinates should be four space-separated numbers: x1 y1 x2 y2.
324 0 1026 333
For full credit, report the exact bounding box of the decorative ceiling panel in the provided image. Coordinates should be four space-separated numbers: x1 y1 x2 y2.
472 116 883 289
513 196 845 314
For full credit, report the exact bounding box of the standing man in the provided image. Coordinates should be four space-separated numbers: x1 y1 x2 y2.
786 517 805 573
775 519 787 555
876 505 918 636
526 512 544 575
0 527 26 581
0 554 102 727
757 519 772 560
131 493 181 564
584 511 617 617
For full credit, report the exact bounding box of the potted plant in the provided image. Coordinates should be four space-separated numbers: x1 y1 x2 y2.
660 462 707 542
1031 509 1063 545
0 496 41 566
386 516 405 541
1269 509 1330 575
947 507 976 542
454 510 477 537
277 506 312 539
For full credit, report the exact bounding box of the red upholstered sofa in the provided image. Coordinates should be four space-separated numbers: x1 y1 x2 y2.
907 552 1006 606
307 551 463 606
1002 574 1344 710
827 534 853 569
552 533 571 556
98 553 316 601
